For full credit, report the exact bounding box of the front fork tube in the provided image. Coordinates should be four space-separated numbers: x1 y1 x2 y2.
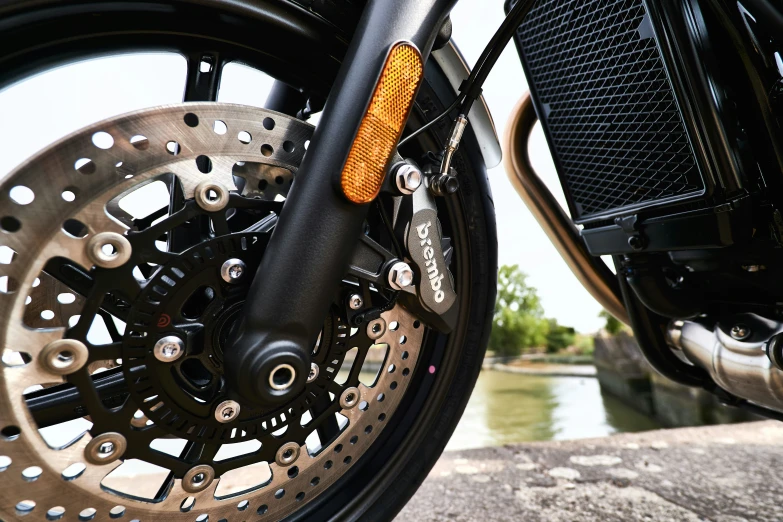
224 0 459 403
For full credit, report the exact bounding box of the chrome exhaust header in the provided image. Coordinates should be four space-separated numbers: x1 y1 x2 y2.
667 315 783 413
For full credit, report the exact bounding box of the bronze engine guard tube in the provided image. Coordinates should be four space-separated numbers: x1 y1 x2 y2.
503 93 630 324
224 0 457 405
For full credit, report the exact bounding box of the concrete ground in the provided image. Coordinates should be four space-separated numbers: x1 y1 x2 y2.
399 421 783 522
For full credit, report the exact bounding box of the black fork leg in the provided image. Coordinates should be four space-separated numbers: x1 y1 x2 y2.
224 0 457 404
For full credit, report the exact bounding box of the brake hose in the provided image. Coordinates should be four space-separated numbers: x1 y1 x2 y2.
399 0 536 171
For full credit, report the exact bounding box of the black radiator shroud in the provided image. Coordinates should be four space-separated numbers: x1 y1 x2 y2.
512 0 705 224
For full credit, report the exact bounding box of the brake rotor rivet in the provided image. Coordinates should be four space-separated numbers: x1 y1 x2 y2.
39 339 89 375
307 362 319 383
340 387 361 409
182 464 215 493
194 180 230 212
220 258 246 284
86 232 132 269
387 261 414 290
731 324 751 340
153 335 184 362
275 442 300 467
85 432 127 465
349 294 363 310
215 400 241 423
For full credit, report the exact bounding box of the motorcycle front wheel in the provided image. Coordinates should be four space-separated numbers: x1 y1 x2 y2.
0 1 497 520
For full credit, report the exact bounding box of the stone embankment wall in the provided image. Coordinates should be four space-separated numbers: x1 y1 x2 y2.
593 332 756 426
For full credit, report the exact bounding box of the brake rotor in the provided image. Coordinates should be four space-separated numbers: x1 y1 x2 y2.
0 103 423 520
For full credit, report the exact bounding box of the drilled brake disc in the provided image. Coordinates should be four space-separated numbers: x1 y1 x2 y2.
0 103 422 521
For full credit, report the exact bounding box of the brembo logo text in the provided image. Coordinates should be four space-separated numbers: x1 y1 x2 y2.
416 221 445 304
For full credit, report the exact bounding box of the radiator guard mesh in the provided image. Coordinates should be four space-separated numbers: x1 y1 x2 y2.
514 0 704 222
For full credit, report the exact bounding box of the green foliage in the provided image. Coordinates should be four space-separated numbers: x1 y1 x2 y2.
573 334 595 355
489 265 548 356
599 310 624 335
544 319 576 353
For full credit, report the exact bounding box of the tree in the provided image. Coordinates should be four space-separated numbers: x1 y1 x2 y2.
545 318 576 353
599 310 624 335
489 265 548 356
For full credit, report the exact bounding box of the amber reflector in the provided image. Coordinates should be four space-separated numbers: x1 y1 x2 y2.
340 42 424 204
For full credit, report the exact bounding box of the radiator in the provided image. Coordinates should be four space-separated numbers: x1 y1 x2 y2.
512 0 704 223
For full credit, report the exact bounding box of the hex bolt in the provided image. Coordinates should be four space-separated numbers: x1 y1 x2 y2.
348 294 364 310
215 400 241 423
730 324 751 340
395 163 423 195
387 261 414 291
307 362 319 383
153 335 185 363
220 258 246 284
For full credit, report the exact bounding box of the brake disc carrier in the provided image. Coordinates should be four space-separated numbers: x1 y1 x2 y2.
0 103 422 521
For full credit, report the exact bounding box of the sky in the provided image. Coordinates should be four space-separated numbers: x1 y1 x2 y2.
0 0 604 332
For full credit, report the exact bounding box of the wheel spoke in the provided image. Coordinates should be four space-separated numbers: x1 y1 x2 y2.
183 52 224 103
310 394 341 445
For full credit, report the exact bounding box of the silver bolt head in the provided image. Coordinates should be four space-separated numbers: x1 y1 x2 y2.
349 294 363 310
396 164 423 195
307 362 319 383
215 400 241 423
153 336 184 362
731 324 751 340
221 258 247 284
388 261 414 290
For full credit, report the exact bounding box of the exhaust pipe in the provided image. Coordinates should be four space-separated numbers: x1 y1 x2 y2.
668 314 783 413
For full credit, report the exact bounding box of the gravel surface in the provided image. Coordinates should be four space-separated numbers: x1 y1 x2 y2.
399 421 783 521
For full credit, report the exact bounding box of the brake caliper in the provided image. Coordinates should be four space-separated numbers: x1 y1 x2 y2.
393 160 458 330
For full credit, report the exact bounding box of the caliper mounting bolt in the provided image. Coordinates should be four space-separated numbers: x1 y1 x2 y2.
394 163 423 195
387 261 414 290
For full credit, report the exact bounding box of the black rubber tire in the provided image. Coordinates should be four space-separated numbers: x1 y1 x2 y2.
0 1 498 520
